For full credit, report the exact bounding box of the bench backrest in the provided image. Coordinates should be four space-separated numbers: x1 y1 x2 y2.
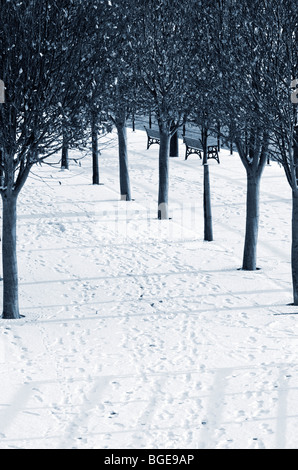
144 127 160 139
183 137 202 150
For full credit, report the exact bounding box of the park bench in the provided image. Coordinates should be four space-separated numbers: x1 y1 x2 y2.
144 127 160 149
183 136 220 164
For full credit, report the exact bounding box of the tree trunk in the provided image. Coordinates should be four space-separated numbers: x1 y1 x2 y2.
217 122 221 152
290 127 298 303
92 114 100 185
158 131 171 220
1 193 20 319
203 164 213 241
229 122 234 155
202 127 213 241
170 131 179 158
0 151 4 187
61 130 69 170
292 194 298 305
230 141 233 155
242 175 261 270
116 121 131 201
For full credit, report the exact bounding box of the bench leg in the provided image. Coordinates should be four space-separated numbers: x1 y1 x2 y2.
147 137 160 150
207 151 220 164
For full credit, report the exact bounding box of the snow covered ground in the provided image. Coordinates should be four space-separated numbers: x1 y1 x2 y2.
0 128 298 449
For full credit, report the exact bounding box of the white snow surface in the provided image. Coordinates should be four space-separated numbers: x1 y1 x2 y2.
0 129 297 449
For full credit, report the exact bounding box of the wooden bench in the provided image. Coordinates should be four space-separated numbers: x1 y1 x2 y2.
183 136 220 164
144 127 160 149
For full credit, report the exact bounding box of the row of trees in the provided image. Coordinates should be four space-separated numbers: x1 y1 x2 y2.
0 0 297 319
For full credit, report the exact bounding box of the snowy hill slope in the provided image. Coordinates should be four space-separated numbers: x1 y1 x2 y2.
0 129 297 449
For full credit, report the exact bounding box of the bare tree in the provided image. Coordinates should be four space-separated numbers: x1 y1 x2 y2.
102 1 143 202
219 0 273 270
188 2 222 242
265 0 298 303
0 0 90 319
83 0 113 185
133 0 194 219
